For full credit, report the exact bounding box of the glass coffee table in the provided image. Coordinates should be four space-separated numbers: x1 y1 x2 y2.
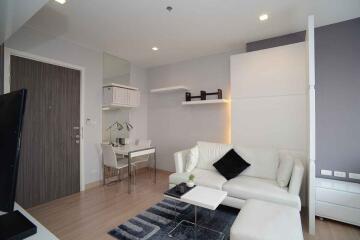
164 185 227 239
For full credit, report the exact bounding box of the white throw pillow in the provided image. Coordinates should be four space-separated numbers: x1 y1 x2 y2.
185 146 199 173
196 141 233 171
236 146 279 180
277 153 295 187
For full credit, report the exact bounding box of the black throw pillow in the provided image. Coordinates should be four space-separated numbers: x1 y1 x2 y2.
213 149 250 180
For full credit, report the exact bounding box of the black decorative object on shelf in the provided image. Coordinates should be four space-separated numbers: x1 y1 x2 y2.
185 89 223 101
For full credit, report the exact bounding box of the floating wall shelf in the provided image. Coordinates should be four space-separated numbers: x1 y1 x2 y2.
103 83 139 91
150 85 190 93
182 99 229 105
102 104 135 111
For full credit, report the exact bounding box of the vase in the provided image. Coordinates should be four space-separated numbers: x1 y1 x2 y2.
186 181 195 188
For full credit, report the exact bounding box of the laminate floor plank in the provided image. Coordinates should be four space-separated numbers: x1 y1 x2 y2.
27 170 360 240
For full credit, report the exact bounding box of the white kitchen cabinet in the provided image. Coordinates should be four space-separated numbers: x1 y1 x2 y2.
103 84 140 109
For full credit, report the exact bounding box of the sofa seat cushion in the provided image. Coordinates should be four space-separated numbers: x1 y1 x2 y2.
230 199 303 240
169 169 227 190
223 175 301 210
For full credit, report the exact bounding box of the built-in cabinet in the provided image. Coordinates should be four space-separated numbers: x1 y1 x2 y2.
316 178 360 226
103 84 140 109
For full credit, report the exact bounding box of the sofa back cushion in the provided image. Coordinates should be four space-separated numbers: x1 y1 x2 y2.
185 145 199 173
277 152 295 187
196 141 233 171
235 146 279 180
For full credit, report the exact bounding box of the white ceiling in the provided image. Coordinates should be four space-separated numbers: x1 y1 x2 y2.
25 0 360 68
0 0 48 43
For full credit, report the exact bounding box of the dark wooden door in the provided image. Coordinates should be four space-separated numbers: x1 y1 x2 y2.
10 56 80 208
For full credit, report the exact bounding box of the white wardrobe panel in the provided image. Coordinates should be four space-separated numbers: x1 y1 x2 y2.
231 42 306 98
231 95 307 151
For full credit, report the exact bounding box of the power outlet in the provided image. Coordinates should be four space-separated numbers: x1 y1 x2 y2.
321 169 332 176
334 171 346 178
349 173 360 180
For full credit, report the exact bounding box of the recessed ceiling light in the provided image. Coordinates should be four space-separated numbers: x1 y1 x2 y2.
54 0 66 4
259 14 269 21
152 47 159 51
166 6 173 12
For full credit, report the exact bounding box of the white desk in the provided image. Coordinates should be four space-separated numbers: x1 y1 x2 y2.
0 203 58 240
112 144 156 193
113 144 152 155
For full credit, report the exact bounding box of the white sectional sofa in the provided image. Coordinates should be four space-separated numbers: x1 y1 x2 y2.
169 141 305 210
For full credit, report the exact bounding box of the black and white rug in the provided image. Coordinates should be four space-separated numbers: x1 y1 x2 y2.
108 199 239 240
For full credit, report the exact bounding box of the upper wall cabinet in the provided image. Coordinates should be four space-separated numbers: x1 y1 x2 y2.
103 83 140 110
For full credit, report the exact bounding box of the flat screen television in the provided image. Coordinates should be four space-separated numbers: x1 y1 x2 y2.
0 89 27 213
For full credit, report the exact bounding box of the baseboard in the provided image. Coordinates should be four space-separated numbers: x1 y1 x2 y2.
85 180 102 190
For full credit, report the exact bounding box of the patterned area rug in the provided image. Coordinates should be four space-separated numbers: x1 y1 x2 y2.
108 199 239 240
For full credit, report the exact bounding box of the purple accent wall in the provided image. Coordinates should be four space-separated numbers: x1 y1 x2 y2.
315 18 360 183
246 31 305 52
246 17 360 183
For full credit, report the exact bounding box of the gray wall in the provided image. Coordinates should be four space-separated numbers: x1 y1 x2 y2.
315 18 360 183
246 31 305 52
147 51 238 171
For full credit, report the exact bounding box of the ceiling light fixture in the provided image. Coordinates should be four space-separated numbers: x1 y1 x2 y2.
54 0 66 4
259 14 269 21
152 47 159 51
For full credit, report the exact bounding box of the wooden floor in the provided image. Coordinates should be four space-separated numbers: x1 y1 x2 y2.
28 170 360 240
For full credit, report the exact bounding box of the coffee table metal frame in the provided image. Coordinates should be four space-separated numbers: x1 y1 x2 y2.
164 186 227 239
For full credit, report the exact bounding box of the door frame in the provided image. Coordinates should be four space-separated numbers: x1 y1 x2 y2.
3 48 86 191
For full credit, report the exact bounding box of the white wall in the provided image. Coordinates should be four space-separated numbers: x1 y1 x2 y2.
231 42 308 203
231 42 307 152
5 25 103 185
129 65 148 141
147 51 238 171
102 53 131 142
